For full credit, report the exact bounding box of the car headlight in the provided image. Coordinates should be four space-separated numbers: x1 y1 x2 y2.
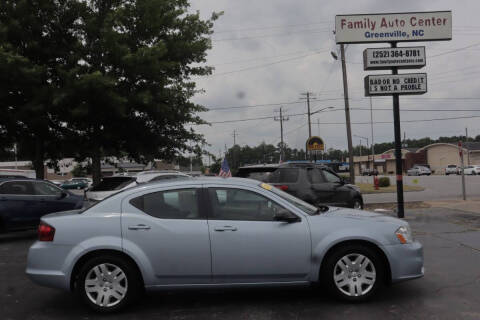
395 226 413 244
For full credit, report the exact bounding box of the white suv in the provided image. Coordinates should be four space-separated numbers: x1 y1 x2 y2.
407 165 431 176
445 165 459 175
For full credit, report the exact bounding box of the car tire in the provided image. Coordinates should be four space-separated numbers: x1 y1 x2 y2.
321 244 385 302
352 198 363 210
76 254 142 313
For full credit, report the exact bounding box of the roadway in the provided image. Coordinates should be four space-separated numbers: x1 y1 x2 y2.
357 175 480 204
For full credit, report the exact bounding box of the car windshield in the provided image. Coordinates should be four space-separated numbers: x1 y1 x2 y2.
90 176 135 191
263 183 318 215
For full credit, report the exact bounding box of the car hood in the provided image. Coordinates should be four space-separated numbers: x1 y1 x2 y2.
318 207 406 225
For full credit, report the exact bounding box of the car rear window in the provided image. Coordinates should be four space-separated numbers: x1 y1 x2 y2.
90 177 135 191
267 168 299 183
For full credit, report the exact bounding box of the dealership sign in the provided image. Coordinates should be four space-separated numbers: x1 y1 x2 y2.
335 11 452 44
363 47 425 70
364 73 427 96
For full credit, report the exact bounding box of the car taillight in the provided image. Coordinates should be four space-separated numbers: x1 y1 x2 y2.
274 185 289 191
38 222 55 241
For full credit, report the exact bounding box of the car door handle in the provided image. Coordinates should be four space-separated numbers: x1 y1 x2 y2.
214 226 237 232
128 224 151 230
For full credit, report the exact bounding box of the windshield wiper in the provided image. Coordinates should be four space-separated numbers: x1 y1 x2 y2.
315 205 329 215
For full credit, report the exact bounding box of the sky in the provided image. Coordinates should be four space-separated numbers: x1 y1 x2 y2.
187 0 480 158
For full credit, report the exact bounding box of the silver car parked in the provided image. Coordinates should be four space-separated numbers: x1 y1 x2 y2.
26 177 424 312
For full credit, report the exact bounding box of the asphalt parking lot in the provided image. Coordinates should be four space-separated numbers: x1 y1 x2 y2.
1 207 479 320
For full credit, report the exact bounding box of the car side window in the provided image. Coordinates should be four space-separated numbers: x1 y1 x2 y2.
33 182 62 196
130 189 201 219
322 170 341 183
0 181 35 195
208 188 288 221
307 168 325 184
268 168 299 183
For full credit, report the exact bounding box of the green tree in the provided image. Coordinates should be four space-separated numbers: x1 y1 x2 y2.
56 0 220 183
0 1 83 178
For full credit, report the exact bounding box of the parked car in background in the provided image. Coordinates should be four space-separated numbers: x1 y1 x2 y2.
237 163 363 209
463 165 480 175
85 170 190 202
361 168 378 176
445 165 459 175
61 179 89 190
26 177 423 312
72 177 93 187
0 178 83 233
0 169 36 179
407 165 431 176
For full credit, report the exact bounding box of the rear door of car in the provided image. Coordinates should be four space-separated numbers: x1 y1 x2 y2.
267 168 300 197
121 186 212 286
0 180 38 230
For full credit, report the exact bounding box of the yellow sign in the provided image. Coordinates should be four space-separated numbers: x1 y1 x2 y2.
306 136 325 151
260 183 273 191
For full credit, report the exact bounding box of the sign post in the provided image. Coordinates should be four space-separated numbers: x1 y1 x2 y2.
335 11 452 218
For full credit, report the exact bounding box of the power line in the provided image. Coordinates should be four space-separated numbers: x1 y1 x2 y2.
213 28 331 42
213 21 333 34
202 113 480 125
202 50 329 77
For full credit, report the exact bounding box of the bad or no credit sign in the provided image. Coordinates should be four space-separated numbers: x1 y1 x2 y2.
364 73 427 96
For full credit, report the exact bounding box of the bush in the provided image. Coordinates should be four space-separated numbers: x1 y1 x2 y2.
378 177 390 187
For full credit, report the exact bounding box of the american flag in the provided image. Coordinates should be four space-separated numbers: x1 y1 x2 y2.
218 158 232 177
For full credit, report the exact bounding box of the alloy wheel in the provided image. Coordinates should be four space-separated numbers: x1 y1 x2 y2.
333 253 376 297
84 263 128 307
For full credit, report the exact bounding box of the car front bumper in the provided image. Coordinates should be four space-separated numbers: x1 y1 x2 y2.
382 241 424 283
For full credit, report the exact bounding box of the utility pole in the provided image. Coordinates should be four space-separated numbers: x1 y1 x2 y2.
232 130 238 146
466 127 470 165
300 92 313 138
332 44 355 184
231 131 238 169
274 107 289 162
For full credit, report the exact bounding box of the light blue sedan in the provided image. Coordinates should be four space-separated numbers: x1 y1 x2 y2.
26 177 423 312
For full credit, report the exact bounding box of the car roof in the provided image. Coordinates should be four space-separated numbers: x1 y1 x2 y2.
135 177 260 192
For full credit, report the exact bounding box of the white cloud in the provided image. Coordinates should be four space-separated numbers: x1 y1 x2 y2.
189 0 480 155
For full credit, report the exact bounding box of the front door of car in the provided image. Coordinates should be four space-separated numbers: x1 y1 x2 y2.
0 181 38 230
121 187 212 285
32 181 73 217
307 168 335 205
206 187 310 284
320 169 351 207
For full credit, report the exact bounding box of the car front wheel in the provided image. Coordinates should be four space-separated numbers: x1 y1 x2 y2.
352 198 363 210
77 255 141 312
321 244 384 301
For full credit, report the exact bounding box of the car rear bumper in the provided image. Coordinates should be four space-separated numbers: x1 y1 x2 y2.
382 241 424 283
26 241 73 291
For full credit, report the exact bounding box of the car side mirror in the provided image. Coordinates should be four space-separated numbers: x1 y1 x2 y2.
57 191 68 200
273 209 300 223
339 177 347 184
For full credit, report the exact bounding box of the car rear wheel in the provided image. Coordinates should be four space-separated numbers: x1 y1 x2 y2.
321 244 384 301
77 255 141 312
